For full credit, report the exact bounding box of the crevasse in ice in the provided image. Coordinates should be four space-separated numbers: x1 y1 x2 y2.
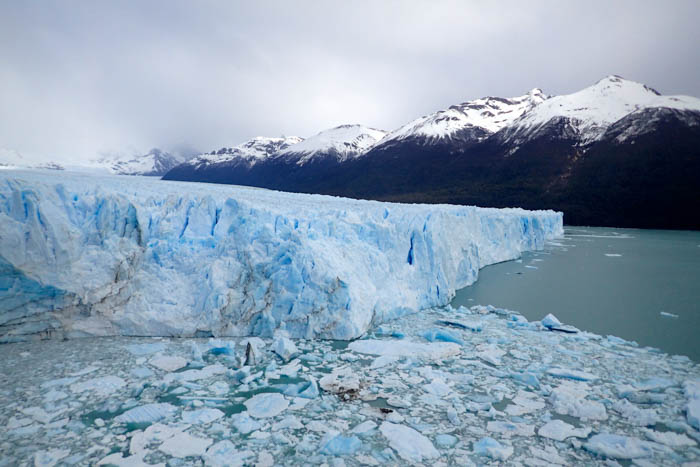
0 170 562 341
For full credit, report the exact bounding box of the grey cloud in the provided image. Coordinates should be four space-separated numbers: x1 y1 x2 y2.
1 0 698 163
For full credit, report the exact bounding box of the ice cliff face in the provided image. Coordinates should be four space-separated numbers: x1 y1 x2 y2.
0 170 562 342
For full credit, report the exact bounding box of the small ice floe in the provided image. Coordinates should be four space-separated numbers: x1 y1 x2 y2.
351 420 377 434
369 355 398 370
476 343 506 366
159 431 213 458
546 367 598 382
549 382 608 421
163 363 226 384
182 408 224 425
33 449 70 467
486 420 535 437
605 253 623 257
540 313 579 333
644 428 697 447
436 318 482 332
348 339 460 360
421 328 464 345
435 434 458 448
584 433 655 459
684 379 700 430
244 393 289 418
537 419 591 441
114 403 177 424
70 375 126 395
634 377 676 392
319 367 360 399
204 441 254 467
472 437 513 461
504 391 545 416
660 311 679 319
149 355 187 372
319 433 363 455
524 265 538 269
231 412 261 434
379 422 439 462
272 333 299 363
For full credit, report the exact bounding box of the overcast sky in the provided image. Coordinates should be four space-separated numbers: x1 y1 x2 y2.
1 0 699 163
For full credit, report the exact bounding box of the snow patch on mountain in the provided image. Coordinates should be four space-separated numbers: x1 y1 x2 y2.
380 89 548 145
0 170 562 342
277 125 387 165
505 75 700 145
188 136 303 169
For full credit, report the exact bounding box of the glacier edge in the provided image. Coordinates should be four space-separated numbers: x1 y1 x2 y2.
0 170 563 341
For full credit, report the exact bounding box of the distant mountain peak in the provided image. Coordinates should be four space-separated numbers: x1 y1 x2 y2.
278 124 387 165
379 89 548 147
190 135 303 168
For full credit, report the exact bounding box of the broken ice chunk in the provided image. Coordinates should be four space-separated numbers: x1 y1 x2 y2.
379 422 439 462
683 379 700 430
584 433 655 459
272 335 299 363
421 328 464 345
644 429 696 447
159 431 213 458
436 319 482 332
352 420 377 434
320 367 360 399
486 420 535 437
537 419 591 441
549 382 607 421
115 403 177 424
231 412 261 434
204 441 254 467
434 434 457 448
348 339 460 360
149 355 187 372
546 367 597 382
244 393 289 418
541 314 562 329
70 375 126 395
182 408 224 425
33 449 70 467
472 437 513 461
320 433 363 455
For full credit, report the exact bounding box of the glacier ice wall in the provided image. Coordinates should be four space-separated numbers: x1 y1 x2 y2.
0 170 562 341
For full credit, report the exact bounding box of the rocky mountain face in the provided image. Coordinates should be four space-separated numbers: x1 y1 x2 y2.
163 76 700 229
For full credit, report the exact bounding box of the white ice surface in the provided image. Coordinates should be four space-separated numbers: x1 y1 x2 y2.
0 170 562 341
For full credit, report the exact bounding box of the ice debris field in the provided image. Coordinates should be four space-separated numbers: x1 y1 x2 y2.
0 170 561 342
1 306 699 466
1 170 699 465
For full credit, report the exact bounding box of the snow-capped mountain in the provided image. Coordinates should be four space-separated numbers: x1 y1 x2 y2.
275 125 387 165
102 148 187 176
501 75 700 145
380 88 547 147
163 75 700 229
188 136 303 169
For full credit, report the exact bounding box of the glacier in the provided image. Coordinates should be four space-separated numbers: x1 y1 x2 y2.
0 169 562 341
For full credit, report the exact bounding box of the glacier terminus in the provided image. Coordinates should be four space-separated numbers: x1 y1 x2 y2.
0 170 562 343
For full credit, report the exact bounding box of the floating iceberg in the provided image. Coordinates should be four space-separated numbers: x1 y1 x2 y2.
0 170 562 341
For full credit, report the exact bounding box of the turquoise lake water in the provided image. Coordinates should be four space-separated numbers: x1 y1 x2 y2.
452 227 700 361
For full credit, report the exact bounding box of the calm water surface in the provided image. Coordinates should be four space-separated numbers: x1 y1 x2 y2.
452 227 700 361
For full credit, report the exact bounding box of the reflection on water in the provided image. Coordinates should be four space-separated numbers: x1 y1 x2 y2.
452 227 700 361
